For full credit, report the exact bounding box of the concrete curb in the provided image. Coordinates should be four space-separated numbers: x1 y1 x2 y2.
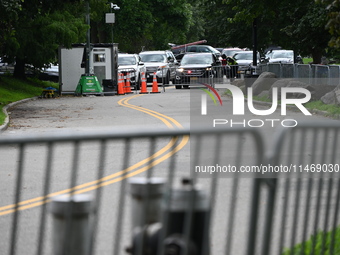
0 97 38 133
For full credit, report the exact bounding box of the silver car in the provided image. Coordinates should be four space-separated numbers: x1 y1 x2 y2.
139 50 178 85
118 53 146 90
267 50 294 63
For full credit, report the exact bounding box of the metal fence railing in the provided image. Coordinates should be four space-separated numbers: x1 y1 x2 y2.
257 63 340 86
98 63 340 94
0 126 263 255
1 121 340 255
260 121 340 255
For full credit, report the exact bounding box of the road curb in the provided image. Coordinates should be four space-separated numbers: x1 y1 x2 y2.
0 97 38 133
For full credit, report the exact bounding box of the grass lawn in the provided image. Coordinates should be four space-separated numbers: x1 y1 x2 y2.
305 100 340 117
303 57 313 64
0 76 58 125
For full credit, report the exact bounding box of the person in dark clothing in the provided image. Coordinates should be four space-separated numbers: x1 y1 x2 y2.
221 54 228 76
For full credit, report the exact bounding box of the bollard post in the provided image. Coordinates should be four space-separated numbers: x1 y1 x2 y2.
129 177 165 229
49 194 94 255
126 179 211 255
162 179 211 255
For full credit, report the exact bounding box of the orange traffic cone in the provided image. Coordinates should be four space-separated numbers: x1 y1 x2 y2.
139 72 148 94
150 72 160 93
117 73 125 95
124 72 133 94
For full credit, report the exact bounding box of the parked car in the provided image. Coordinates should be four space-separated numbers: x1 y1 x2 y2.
139 50 178 85
175 52 222 89
233 51 260 75
267 50 294 63
215 48 224 53
118 53 146 90
39 63 59 82
0 57 8 67
221 47 244 58
186 45 222 59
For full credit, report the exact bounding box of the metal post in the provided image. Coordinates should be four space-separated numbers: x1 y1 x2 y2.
129 177 165 229
252 18 258 68
85 1 91 76
162 179 211 255
50 194 94 255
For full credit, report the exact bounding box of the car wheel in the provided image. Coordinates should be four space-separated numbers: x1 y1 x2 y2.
175 85 182 89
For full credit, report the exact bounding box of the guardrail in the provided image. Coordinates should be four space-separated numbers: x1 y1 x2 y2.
257 63 340 86
1 122 340 255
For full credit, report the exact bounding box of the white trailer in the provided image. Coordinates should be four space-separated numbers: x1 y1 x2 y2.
59 43 118 94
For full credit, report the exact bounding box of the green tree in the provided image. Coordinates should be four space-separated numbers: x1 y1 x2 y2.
88 0 193 52
0 0 21 58
278 0 330 63
319 0 340 49
3 0 88 78
202 0 330 63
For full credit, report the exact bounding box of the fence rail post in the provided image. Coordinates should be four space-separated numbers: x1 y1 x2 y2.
129 177 165 229
49 194 94 255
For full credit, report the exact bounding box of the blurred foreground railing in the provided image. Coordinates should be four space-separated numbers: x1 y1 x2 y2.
1 122 340 254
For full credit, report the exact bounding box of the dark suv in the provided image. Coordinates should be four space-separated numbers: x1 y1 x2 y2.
172 45 221 62
175 53 222 89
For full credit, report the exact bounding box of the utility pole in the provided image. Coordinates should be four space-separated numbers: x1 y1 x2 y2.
85 0 91 76
252 18 258 68
74 0 103 95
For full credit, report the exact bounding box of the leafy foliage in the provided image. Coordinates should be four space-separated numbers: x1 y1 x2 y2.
1 0 88 77
282 226 340 255
91 0 193 52
1 0 340 77
319 0 340 49
200 0 332 63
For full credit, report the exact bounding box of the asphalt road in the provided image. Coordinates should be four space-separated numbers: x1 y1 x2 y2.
0 84 339 255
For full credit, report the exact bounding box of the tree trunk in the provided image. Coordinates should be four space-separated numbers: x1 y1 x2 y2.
311 48 322 64
13 58 26 79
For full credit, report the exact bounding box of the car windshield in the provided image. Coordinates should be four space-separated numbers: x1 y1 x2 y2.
181 55 213 65
140 54 166 63
118 56 136 65
272 51 293 59
234 52 253 60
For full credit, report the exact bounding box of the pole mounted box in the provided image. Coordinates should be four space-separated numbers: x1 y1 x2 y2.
105 13 115 23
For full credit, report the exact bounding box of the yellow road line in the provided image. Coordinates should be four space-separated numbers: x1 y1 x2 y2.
0 137 178 214
118 94 183 128
0 94 189 216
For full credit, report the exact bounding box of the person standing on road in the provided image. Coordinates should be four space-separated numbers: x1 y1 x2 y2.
226 56 238 81
221 54 228 76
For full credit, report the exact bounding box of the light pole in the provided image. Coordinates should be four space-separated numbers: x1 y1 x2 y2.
74 0 103 95
106 3 120 43
85 0 91 76
105 3 120 93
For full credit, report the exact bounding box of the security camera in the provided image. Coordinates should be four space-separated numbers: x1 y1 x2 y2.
110 3 120 10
